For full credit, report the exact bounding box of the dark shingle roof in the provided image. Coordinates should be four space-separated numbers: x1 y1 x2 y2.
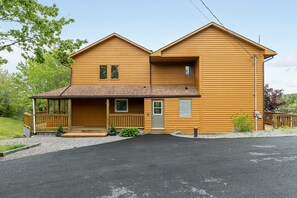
33 85 200 99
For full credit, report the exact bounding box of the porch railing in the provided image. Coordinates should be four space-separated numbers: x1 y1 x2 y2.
23 112 68 131
109 114 144 128
24 112 33 130
36 114 68 130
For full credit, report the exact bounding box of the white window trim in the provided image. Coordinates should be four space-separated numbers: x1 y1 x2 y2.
179 99 192 117
153 100 163 115
115 99 128 112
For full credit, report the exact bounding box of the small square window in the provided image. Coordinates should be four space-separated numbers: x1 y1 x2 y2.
100 65 107 79
115 99 128 112
185 66 191 77
179 99 192 117
111 65 119 79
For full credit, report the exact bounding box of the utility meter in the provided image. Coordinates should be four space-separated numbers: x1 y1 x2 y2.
254 111 262 119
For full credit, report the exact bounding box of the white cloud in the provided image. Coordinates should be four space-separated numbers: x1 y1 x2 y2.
268 52 297 67
287 79 297 88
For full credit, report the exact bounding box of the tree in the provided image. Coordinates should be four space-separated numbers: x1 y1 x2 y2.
13 50 71 116
264 84 285 111
0 0 87 66
0 69 16 117
278 94 297 113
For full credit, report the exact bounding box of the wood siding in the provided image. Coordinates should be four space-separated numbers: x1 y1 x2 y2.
160 26 264 132
71 36 150 85
151 64 195 85
144 98 200 134
72 99 106 127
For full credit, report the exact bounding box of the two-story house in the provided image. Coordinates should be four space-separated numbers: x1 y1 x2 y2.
25 22 276 135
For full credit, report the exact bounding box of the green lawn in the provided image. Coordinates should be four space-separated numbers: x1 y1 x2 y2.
0 144 26 153
0 117 23 140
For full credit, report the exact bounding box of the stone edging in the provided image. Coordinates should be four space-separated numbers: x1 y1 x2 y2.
0 143 41 157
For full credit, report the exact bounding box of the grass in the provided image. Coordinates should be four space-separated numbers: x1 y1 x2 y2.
0 117 23 140
0 144 26 153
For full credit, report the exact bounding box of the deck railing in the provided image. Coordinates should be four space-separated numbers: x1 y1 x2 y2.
264 111 285 125
273 114 297 128
264 111 297 128
109 114 144 128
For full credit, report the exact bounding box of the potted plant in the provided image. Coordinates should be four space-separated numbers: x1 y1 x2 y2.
56 125 64 137
108 125 117 136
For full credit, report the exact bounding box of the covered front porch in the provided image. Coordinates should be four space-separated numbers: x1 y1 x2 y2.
24 97 144 134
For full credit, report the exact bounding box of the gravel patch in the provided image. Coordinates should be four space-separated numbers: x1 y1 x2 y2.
0 135 129 162
172 128 297 139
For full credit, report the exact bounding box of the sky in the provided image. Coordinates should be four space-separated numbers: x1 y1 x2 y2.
1 0 297 93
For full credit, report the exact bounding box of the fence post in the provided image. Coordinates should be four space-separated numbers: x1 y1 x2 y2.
272 115 277 128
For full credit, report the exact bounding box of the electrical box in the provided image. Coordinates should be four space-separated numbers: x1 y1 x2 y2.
254 111 262 119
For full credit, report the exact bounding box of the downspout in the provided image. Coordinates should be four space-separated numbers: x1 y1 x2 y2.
254 54 258 133
149 56 152 96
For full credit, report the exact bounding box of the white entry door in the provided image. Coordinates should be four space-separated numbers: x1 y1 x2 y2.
152 100 164 129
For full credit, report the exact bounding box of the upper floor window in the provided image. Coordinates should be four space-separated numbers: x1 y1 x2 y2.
185 66 191 77
100 65 107 79
111 65 119 79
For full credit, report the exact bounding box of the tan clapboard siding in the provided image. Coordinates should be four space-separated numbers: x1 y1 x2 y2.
162 26 264 132
144 98 200 134
71 37 150 85
163 98 200 133
151 64 195 85
109 98 144 114
72 99 106 127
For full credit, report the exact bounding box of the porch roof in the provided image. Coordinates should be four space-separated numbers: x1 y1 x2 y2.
32 85 200 99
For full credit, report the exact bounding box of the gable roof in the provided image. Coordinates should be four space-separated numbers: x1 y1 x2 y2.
151 22 277 58
70 33 152 58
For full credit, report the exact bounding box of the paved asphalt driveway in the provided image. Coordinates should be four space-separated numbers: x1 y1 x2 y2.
1 135 297 198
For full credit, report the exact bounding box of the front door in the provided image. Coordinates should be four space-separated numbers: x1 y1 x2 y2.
152 100 164 129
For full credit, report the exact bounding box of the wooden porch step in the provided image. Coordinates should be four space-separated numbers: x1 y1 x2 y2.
61 132 108 138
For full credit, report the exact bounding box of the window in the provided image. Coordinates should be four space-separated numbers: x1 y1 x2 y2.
48 99 68 114
60 100 68 114
115 99 128 112
100 65 107 79
185 66 191 77
179 99 192 117
153 101 163 115
111 65 119 79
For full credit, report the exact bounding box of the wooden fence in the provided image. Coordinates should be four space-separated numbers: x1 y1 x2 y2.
264 111 297 128
109 114 144 128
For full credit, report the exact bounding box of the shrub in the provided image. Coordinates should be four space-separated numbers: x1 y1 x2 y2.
56 125 64 137
108 125 117 136
231 112 254 132
120 128 140 137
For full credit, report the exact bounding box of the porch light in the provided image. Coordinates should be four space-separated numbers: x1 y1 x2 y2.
185 66 191 77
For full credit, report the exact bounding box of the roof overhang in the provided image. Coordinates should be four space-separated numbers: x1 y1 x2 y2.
32 85 200 99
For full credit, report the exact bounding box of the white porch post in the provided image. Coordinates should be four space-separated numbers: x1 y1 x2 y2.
32 98 36 134
106 98 109 129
